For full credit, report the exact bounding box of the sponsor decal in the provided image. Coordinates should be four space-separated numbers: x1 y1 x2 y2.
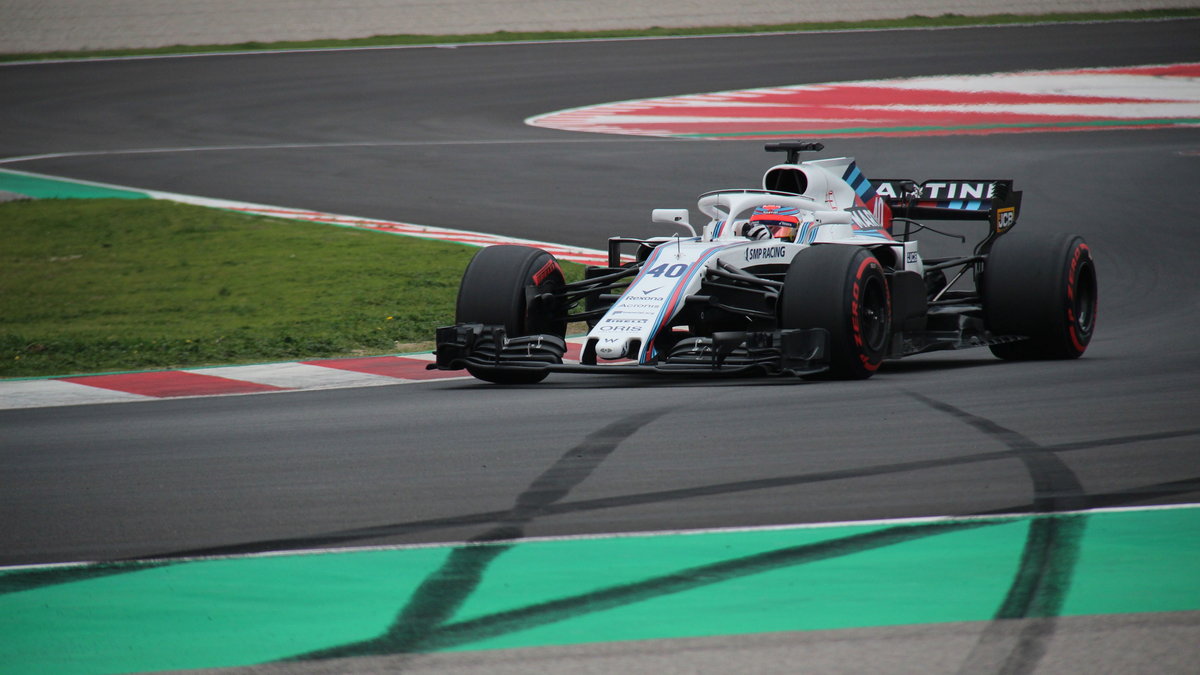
873 180 1000 212
994 206 1017 233
875 182 902 199
921 182 994 200
616 301 663 310
745 245 789 262
873 196 887 225
848 206 882 230
531 259 560 285
598 324 644 332
1066 243 1092 353
750 204 801 221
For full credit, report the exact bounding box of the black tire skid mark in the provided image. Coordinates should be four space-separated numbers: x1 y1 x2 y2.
954 513 1088 675
0 406 1191 669
900 392 1088 675
285 407 674 661
277 392 1110 663
133 426 1200 558
3 430 1197 597
398 520 995 653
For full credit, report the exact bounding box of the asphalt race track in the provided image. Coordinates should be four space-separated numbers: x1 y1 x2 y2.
2 19 1200 674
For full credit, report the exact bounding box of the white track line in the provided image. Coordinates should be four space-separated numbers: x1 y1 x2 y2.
5 502 1197 571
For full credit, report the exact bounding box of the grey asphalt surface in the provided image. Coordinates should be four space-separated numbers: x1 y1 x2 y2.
204 612 1200 674
4 20 1199 247
2 19 1200 674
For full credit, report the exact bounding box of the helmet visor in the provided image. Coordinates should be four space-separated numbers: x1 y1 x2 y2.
752 218 799 242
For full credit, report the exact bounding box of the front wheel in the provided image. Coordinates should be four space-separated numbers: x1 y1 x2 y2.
455 245 566 384
982 232 1097 360
780 245 891 379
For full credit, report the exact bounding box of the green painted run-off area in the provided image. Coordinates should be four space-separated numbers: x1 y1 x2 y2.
1 505 1197 674
0 170 148 200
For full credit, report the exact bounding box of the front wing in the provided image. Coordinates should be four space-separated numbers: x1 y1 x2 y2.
428 323 830 378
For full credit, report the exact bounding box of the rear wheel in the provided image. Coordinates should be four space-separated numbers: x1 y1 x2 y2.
456 245 566 383
780 245 891 379
983 232 1097 360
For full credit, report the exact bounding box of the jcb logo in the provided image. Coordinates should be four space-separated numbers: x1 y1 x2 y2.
994 207 1016 233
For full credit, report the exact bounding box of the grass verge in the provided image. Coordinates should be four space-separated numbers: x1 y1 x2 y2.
2 10 1197 63
0 198 580 378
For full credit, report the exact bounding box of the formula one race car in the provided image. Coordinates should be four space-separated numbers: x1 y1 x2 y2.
431 142 1097 384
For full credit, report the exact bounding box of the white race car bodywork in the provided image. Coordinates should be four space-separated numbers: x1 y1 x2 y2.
588 159 923 364
432 141 1095 384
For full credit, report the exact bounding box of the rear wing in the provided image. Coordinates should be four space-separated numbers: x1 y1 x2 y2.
871 179 1022 234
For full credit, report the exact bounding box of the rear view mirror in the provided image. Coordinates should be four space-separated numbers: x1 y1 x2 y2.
651 209 696 236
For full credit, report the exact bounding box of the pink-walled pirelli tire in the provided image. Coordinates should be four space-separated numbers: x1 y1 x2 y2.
983 232 1097 360
455 245 566 384
781 245 891 379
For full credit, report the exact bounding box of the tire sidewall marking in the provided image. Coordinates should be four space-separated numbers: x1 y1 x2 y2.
1066 243 1094 354
851 255 888 372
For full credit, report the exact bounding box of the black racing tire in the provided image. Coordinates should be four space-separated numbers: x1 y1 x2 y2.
781 245 891 379
982 232 1097 360
456 245 566 384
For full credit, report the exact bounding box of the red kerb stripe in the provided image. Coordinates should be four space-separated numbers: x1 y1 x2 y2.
61 371 288 397
302 356 450 380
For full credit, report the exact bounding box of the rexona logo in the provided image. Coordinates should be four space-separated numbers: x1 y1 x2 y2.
745 245 788 262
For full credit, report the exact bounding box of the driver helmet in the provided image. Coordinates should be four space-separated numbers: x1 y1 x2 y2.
750 205 801 242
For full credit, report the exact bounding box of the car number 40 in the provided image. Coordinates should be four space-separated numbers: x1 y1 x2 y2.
644 263 688 278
